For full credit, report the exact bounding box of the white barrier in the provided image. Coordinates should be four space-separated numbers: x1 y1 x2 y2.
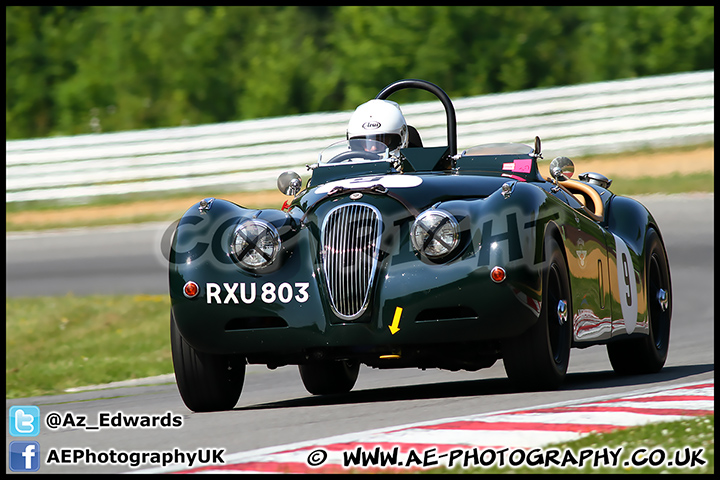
6 70 713 203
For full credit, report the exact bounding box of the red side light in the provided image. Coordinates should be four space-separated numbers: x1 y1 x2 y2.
490 266 506 283
183 281 199 298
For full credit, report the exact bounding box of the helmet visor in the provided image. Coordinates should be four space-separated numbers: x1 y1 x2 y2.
350 134 402 151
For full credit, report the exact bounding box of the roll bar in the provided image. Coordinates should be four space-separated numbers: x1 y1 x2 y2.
375 79 457 157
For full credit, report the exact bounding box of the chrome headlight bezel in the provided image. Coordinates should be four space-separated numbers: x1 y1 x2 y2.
230 219 281 270
410 209 460 259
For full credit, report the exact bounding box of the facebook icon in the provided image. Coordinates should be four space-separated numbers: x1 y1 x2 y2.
9 441 41 472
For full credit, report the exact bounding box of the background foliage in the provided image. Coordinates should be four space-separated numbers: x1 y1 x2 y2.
6 6 714 140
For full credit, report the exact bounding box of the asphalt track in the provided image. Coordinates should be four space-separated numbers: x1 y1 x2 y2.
5 194 714 473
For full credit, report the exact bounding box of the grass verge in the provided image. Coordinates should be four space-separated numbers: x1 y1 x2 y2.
6 294 172 399
6 140 714 233
609 171 714 197
4 172 714 232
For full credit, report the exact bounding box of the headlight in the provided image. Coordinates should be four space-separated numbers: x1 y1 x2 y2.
410 209 459 258
231 219 280 269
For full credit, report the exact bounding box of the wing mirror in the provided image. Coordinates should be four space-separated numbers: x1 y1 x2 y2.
549 156 575 182
277 171 302 196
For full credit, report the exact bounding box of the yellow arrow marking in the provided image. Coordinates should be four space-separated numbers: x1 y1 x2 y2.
389 307 402 335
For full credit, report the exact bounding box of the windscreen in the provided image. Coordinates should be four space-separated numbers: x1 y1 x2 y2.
318 139 390 165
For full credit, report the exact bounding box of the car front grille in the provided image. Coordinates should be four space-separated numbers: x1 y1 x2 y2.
321 203 382 320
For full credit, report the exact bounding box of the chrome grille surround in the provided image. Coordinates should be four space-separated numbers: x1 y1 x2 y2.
321 203 382 320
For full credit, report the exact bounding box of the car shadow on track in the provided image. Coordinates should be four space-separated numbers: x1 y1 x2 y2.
563 363 714 391
233 363 713 412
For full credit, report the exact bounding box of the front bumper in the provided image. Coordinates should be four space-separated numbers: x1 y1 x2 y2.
171 238 541 359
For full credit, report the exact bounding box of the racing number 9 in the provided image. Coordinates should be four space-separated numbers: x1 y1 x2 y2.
613 234 639 334
621 253 632 307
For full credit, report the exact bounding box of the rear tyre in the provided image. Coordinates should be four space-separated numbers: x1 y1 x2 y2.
502 237 572 391
607 228 671 375
171 313 245 412
299 360 360 395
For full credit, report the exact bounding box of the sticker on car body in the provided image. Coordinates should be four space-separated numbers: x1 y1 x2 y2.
206 282 310 305
502 159 533 173
314 175 422 194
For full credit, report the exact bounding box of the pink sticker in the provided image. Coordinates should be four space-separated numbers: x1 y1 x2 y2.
512 159 532 173
502 159 532 173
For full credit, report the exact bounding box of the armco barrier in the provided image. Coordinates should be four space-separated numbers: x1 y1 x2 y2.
6 70 713 203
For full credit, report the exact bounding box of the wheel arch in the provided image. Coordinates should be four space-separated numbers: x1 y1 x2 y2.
542 219 567 267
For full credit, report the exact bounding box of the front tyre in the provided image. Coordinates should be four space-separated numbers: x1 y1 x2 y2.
299 360 360 395
502 237 572 391
171 312 245 412
607 228 671 375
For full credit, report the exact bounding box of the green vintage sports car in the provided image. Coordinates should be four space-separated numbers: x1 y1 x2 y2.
169 79 672 412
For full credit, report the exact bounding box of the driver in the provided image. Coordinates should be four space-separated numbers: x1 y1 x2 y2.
346 99 408 156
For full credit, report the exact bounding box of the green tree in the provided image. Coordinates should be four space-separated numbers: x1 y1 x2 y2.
5 6 714 140
6 6 87 138
232 6 329 119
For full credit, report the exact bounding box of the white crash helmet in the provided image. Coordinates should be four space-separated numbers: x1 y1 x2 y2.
347 99 408 154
